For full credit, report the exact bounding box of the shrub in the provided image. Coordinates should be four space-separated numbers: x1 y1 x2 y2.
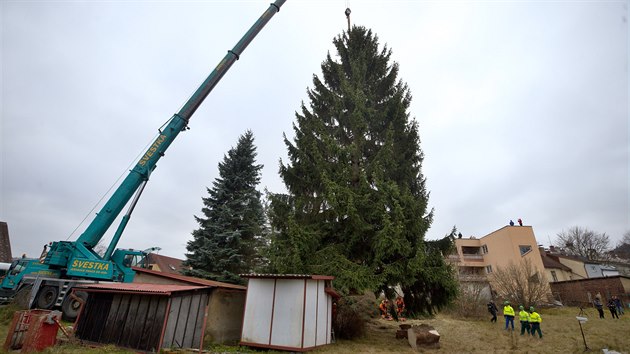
333 291 378 339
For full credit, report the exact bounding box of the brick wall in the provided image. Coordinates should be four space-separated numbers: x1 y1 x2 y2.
550 276 629 307
0 222 12 263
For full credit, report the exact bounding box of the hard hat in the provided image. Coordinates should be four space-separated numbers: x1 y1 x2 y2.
530 306 535 312
519 305 524 310
504 300 510 305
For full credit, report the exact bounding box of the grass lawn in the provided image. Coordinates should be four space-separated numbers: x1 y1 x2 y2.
0 306 627 353
314 307 630 353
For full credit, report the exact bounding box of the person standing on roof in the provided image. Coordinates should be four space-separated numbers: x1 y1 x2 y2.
518 218 523 226
529 307 543 338
509 220 515 226
518 305 530 335
503 300 515 330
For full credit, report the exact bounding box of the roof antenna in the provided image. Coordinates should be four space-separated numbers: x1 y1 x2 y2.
345 7 351 32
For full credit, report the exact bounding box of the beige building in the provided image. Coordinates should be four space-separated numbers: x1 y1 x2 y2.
452 225 548 297
539 248 574 282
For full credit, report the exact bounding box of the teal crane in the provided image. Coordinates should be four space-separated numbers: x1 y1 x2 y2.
0 0 286 317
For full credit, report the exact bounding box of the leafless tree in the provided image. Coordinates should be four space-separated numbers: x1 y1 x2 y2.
555 226 610 261
620 230 630 246
490 258 551 307
452 280 491 318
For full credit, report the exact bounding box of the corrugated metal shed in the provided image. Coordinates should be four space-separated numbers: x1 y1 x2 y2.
241 273 334 280
240 274 337 352
74 283 211 352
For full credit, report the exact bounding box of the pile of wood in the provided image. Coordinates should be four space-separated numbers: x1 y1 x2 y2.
395 323 440 349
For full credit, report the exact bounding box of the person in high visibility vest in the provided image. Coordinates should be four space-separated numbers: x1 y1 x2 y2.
518 305 530 335
529 306 543 338
503 300 515 330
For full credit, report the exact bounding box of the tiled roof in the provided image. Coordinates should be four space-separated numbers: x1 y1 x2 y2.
132 266 246 290
146 253 186 275
75 282 209 295
540 253 572 271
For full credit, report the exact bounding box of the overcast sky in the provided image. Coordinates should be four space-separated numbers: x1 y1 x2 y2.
1 0 628 260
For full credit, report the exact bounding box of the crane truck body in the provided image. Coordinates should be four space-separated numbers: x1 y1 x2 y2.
0 0 286 320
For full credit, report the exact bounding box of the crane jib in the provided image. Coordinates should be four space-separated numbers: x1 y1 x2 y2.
70 0 287 252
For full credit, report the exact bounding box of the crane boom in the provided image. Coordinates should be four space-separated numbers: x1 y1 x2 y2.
74 0 286 250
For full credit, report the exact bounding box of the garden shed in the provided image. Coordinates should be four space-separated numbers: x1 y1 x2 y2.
240 274 339 352
73 283 211 352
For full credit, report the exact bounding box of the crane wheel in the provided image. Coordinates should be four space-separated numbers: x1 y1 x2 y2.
35 286 58 309
61 291 88 321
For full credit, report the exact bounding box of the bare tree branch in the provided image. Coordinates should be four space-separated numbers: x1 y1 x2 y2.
555 226 611 261
490 258 550 307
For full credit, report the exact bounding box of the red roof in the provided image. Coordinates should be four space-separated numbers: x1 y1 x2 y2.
132 266 246 290
75 283 209 295
145 253 186 275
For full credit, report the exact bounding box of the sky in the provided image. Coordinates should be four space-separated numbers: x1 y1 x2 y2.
1 0 628 260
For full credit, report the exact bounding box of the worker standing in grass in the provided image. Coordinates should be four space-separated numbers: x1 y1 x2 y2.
503 300 515 330
518 305 530 335
529 307 543 339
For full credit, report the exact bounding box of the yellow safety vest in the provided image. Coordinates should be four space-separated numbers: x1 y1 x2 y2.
519 310 530 321
503 305 515 316
529 311 542 323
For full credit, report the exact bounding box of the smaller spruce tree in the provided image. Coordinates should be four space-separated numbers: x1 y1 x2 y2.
184 130 265 284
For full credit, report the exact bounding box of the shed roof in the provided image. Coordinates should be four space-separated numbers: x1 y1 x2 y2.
240 273 335 280
75 282 210 295
132 266 246 290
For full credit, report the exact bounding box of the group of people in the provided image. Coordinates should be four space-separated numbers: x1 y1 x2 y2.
593 295 625 319
487 300 542 338
508 218 523 226
379 296 406 321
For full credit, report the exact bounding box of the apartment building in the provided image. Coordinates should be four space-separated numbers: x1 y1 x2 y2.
451 225 547 297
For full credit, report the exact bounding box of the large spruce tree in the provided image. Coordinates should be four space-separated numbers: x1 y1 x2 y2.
184 130 265 284
267 26 455 314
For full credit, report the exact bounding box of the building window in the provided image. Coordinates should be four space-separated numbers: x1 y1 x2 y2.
486 265 493 274
481 245 488 254
519 245 532 256
551 270 558 282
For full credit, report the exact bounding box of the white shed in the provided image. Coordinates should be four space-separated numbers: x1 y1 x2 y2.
239 274 339 352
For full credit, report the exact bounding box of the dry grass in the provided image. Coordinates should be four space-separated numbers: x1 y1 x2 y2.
314 306 630 353
0 306 627 353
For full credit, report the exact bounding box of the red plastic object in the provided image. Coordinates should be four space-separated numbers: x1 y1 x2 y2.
3 309 61 352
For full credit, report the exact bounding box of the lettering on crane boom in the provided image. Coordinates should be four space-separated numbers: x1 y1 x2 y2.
70 259 110 275
138 134 167 166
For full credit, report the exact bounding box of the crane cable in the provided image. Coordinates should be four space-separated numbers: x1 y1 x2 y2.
345 0 351 32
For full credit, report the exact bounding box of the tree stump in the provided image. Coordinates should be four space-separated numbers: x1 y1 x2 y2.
396 324 412 339
407 324 440 349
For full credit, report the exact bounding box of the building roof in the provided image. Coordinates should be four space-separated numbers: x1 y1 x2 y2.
145 253 187 275
539 249 572 271
240 273 335 280
75 282 210 295
132 266 246 290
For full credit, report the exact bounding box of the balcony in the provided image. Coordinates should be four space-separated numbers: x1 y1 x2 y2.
462 254 484 261
458 274 488 282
